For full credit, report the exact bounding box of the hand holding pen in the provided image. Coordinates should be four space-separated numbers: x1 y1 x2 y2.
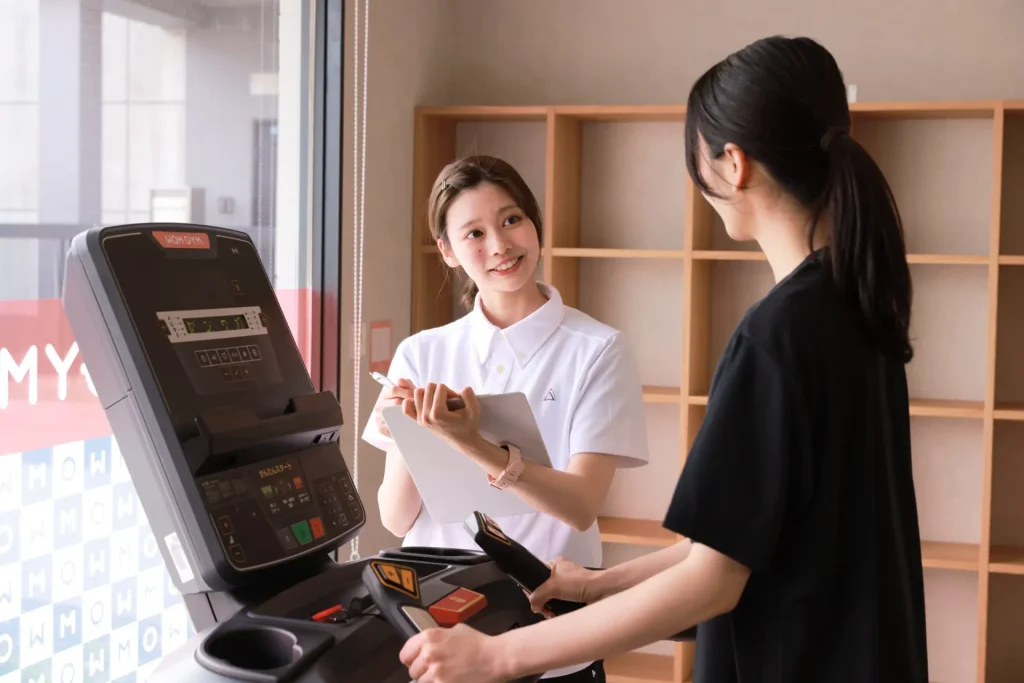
370 372 467 439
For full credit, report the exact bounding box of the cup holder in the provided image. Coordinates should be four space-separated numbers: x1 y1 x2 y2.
204 627 298 670
196 621 332 682
379 545 488 565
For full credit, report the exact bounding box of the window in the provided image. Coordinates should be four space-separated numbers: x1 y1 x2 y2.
0 1 337 680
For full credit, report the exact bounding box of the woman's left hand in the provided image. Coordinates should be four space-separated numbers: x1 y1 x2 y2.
399 624 506 683
403 382 481 448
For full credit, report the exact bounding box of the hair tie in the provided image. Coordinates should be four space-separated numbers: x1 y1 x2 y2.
820 128 844 151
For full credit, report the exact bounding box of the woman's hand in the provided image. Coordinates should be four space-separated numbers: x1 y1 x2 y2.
399 624 506 683
373 378 415 438
403 383 481 449
528 558 601 618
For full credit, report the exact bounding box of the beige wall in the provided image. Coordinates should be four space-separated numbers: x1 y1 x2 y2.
441 0 1024 105
340 0 1024 557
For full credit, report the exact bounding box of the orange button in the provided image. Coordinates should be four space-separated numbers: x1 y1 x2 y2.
310 517 324 539
428 588 487 627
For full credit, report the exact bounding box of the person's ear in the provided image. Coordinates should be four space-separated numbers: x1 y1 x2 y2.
720 143 752 191
438 238 458 268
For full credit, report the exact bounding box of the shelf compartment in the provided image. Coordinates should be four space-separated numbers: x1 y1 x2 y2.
906 264 989 404
853 116 996 257
999 110 1024 255
643 386 683 404
599 516 678 547
568 119 686 251
990 546 1024 575
995 267 1024 404
552 248 685 260
605 652 675 683
990 422 1024 574
984 573 1024 683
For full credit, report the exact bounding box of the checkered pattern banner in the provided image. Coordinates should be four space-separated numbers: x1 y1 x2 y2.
0 436 196 683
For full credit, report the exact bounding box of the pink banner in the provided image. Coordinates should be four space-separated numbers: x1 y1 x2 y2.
0 289 317 456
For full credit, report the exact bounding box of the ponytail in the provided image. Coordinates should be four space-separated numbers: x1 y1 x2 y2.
460 277 478 310
815 131 913 363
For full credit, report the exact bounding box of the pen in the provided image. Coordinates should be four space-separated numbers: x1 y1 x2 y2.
368 371 465 411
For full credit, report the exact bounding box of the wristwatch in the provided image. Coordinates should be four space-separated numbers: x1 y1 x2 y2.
488 442 524 490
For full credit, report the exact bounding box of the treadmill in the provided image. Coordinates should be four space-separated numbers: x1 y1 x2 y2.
60 224 548 683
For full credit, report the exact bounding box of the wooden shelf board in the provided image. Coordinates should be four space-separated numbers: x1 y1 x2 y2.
994 403 1024 421
688 396 980 418
692 250 766 261
921 541 979 571
605 652 675 683
691 250 988 265
989 546 1024 575
849 100 998 118
909 399 984 419
999 255 1024 265
643 385 683 403
414 105 549 121
599 516 678 547
907 253 989 265
552 247 685 260
553 104 686 121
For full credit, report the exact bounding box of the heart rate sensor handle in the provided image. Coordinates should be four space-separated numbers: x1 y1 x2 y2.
361 560 439 639
464 511 585 616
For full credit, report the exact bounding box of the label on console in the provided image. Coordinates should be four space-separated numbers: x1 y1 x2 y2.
153 230 211 249
164 531 196 583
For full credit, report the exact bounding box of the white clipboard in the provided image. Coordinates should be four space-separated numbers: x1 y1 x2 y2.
381 392 552 524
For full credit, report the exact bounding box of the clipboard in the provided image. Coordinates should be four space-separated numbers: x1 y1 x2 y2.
381 392 552 524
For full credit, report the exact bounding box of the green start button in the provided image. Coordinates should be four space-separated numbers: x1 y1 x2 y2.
291 520 313 545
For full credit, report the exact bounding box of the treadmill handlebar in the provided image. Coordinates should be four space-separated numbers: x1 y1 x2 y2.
361 561 439 640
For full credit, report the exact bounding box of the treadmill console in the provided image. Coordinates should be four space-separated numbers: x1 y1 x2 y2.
62 224 364 595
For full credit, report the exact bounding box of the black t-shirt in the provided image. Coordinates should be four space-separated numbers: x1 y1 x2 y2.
664 252 928 683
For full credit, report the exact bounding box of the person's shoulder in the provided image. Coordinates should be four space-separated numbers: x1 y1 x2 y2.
737 253 855 359
557 305 621 347
394 315 473 361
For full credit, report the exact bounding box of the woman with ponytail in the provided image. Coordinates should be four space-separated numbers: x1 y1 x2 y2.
398 37 928 683
363 155 649 682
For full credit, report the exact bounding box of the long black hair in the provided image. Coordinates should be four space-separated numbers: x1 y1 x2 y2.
685 36 913 363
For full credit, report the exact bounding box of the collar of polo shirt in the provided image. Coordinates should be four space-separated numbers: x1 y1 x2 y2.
468 282 565 368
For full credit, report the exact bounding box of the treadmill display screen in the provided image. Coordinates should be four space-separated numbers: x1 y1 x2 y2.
101 230 312 433
184 314 250 333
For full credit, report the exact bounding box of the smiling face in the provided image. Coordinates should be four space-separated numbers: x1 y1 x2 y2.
438 181 541 299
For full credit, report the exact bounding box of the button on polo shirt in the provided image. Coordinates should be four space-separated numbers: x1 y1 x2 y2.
363 282 650 572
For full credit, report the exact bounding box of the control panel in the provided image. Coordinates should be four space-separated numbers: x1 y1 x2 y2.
198 446 364 570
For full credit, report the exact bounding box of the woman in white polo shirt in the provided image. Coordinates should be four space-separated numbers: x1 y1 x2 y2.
361 154 649 682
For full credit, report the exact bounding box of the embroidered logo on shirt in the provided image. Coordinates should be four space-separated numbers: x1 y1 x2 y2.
543 389 555 401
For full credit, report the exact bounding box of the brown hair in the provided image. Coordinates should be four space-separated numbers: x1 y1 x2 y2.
427 155 543 309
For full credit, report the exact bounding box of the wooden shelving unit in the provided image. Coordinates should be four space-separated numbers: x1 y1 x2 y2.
408 101 1024 682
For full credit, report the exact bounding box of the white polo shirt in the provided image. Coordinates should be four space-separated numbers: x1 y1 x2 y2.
363 284 648 676
363 282 648 561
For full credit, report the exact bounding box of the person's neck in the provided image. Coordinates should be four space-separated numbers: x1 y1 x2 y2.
478 282 549 329
754 207 827 283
